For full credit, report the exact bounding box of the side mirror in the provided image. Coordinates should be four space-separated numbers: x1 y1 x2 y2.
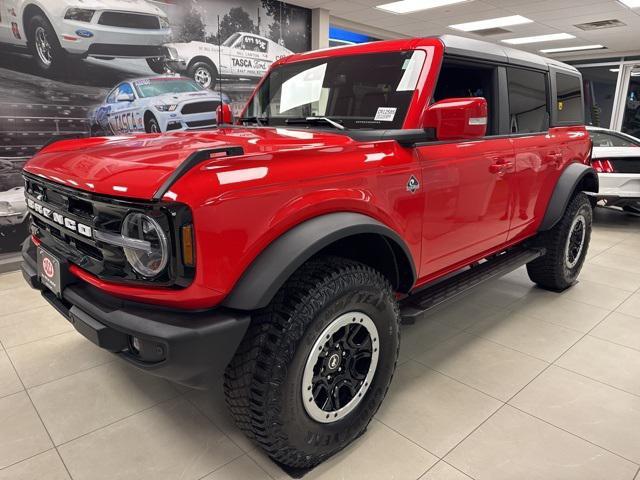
216 103 233 125
424 97 487 141
116 93 134 103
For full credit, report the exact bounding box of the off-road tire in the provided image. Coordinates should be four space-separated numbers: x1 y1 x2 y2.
27 14 66 74
527 192 592 290
224 256 400 469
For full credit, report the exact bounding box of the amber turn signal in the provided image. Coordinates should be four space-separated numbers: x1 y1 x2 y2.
181 224 195 267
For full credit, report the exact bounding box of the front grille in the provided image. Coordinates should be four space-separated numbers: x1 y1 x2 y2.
610 158 640 174
181 101 219 115
24 174 194 288
186 119 216 128
98 12 160 29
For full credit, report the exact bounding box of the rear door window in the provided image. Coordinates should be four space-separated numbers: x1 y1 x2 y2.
555 73 583 124
507 68 549 134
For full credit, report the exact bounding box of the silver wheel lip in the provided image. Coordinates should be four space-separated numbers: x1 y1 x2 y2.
302 311 379 424
194 67 212 88
565 213 587 269
35 26 53 66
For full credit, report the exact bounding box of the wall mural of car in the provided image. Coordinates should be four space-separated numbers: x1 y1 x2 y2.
166 32 293 89
0 186 28 250
89 76 230 134
588 126 640 216
0 0 172 74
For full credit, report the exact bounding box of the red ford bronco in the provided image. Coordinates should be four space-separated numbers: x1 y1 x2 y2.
22 35 597 468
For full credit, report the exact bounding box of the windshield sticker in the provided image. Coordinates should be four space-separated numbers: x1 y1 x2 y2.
397 50 426 92
374 107 397 122
279 63 327 114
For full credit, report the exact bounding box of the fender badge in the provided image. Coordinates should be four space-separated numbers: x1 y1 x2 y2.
406 175 420 194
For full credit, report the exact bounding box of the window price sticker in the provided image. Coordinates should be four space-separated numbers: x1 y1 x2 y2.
374 107 397 122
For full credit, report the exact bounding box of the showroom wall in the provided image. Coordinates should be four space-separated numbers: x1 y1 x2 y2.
0 0 311 258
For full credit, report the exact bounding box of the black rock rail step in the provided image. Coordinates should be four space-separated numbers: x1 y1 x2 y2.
400 247 546 324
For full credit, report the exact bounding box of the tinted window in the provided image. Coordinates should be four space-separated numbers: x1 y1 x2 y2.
556 73 583 124
434 62 497 135
507 68 549 133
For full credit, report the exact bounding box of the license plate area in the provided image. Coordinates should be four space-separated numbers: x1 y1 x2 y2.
37 247 64 296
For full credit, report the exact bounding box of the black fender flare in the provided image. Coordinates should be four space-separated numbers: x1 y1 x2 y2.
539 163 599 231
222 212 417 311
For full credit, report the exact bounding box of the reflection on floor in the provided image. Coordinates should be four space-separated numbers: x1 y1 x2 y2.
0 209 639 480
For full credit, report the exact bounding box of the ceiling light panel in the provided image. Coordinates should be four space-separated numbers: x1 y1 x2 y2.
540 44 605 53
618 0 640 8
376 0 471 14
449 15 532 32
502 33 575 45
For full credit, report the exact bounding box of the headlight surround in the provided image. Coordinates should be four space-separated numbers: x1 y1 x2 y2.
155 104 178 112
64 8 95 22
121 213 168 278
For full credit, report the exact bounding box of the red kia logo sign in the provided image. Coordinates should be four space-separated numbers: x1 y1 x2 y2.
42 257 54 279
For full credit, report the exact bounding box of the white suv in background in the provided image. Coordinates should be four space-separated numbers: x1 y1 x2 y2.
0 0 171 74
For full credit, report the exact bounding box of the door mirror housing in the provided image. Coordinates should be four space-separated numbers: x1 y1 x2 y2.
116 93 134 103
216 103 233 125
424 97 488 141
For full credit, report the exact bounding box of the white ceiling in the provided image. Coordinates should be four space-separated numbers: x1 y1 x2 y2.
290 0 640 61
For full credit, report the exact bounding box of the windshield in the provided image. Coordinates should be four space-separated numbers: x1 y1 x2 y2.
223 33 242 47
245 50 426 130
134 78 203 98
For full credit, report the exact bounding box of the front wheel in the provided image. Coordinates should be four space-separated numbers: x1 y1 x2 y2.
527 192 593 290
224 256 400 468
144 114 161 133
27 14 66 74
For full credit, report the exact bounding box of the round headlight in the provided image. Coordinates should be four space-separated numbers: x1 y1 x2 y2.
121 213 168 278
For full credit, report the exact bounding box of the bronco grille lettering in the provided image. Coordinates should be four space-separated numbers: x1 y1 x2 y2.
26 198 93 238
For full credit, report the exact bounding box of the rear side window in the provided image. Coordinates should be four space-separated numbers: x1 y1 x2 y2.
556 73 583 124
507 68 549 134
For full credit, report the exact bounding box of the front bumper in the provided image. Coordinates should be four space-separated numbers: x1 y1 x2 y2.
60 20 171 57
158 111 217 132
22 241 250 389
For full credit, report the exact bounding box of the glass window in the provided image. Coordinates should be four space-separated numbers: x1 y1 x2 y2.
507 68 549 133
133 78 202 98
246 50 425 130
556 73 583 124
621 67 640 138
240 35 268 53
579 66 618 128
589 130 640 147
433 62 497 135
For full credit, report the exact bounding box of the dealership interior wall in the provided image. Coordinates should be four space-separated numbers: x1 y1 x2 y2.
1 1 640 480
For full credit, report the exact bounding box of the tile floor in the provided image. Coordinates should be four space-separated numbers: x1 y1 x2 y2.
1 210 640 480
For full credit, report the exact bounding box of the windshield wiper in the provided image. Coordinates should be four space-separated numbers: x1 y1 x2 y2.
285 116 346 130
238 116 268 127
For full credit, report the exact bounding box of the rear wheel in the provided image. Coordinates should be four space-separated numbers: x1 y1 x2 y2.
27 14 66 74
187 61 217 89
146 57 167 74
224 256 400 468
527 192 592 290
